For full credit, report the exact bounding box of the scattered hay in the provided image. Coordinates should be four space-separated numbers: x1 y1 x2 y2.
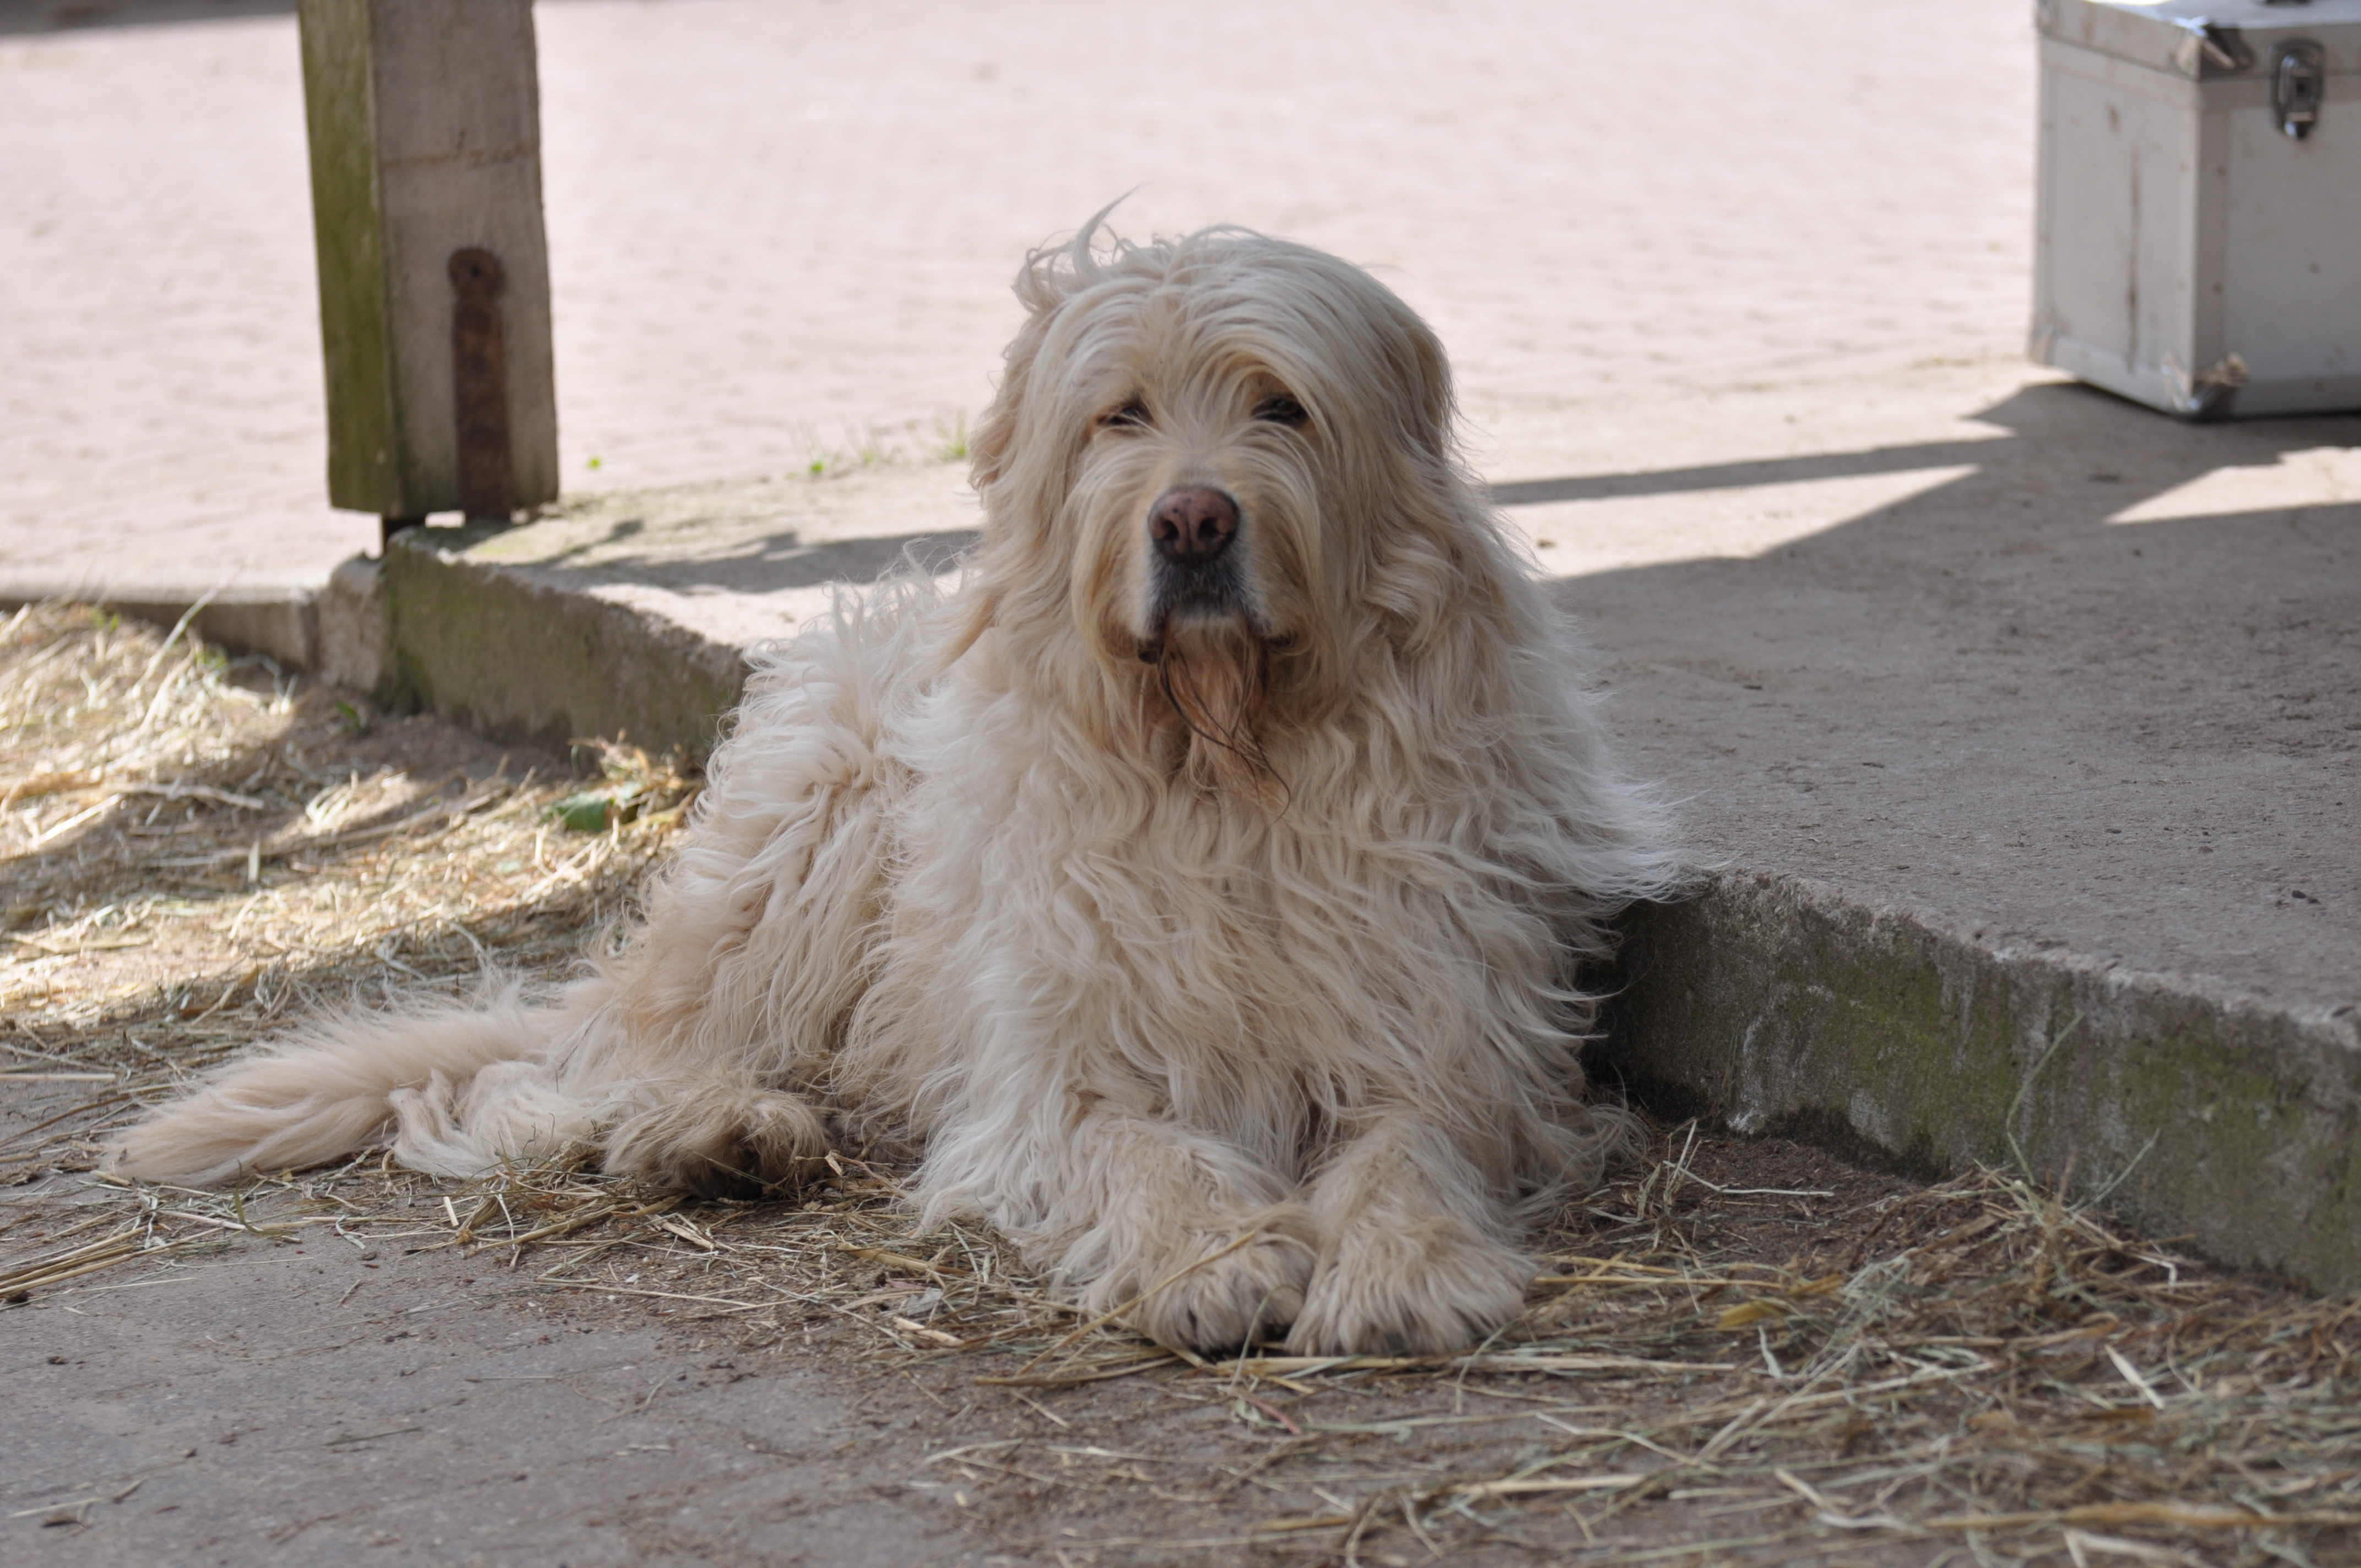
13 1138 2352 1564
0 600 693 1179
3 603 2356 1566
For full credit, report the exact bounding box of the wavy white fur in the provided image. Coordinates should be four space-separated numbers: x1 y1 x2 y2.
112 221 1680 1355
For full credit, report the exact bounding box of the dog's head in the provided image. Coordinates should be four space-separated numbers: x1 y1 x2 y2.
965 222 1492 786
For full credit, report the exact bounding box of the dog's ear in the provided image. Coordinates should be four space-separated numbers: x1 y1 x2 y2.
959 242 1086 660
1264 244 1458 466
969 313 1042 496
972 228 1100 494
951 317 1032 661
968 382 1018 498
1366 283 1456 466
934 580 1001 671
1399 314 1455 462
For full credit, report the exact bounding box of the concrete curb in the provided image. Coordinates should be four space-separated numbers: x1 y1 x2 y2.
1603 873 2361 1294
0 581 319 670
376 524 748 756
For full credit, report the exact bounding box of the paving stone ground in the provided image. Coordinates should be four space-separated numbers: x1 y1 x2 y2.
0 0 2034 592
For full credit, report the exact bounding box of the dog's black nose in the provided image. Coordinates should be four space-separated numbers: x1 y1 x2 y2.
1150 488 1238 565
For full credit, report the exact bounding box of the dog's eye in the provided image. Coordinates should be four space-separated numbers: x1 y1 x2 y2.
1102 398 1151 431
1253 394 1309 428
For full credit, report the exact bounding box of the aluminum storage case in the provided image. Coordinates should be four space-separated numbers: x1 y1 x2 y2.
2034 0 2361 416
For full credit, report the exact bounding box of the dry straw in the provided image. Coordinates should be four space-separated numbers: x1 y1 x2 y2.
3 604 2355 1564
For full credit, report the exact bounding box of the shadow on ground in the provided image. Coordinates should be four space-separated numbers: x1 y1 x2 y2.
1521 380 2358 1008
0 0 290 36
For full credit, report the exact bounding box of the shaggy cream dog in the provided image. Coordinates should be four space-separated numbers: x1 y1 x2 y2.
112 222 1677 1355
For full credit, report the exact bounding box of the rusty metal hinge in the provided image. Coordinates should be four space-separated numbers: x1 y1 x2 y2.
449 247 514 524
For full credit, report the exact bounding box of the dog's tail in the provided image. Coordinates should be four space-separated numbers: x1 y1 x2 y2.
107 978 591 1188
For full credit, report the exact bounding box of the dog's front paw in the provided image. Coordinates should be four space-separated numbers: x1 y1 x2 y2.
604 1080 829 1197
1285 1216 1531 1356
1110 1205 1320 1353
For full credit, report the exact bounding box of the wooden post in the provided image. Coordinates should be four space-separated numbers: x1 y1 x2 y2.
297 0 558 538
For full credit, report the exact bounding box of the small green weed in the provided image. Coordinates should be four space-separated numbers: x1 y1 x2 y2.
933 413 971 462
793 415 976 480
548 737 699 833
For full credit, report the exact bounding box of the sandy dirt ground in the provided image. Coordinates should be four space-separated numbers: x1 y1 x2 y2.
0 0 2034 591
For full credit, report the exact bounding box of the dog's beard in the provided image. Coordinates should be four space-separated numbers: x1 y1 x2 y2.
1150 617 1277 797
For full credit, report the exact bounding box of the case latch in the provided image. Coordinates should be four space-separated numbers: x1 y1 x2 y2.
2272 40 2325 139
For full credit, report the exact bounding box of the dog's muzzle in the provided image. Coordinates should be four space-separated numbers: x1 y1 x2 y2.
1147 486 1248 634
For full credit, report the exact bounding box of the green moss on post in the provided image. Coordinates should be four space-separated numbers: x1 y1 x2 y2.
299 0 401 515
296 0 558 522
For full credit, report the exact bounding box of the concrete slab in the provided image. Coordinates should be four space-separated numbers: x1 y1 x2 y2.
1483 366 2360 1014
353 358 2361 1293
1513 367 2361 1294
1 1179 971 1566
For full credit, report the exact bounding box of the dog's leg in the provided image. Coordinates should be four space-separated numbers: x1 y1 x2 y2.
570 882 855 1196
577 859 858 1197
995 1114 1319 1353
1286 1116 1532 1355
550 620 916 1196
600 1069 831 1197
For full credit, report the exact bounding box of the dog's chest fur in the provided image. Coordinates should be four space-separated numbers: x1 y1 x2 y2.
844 650 1506 1146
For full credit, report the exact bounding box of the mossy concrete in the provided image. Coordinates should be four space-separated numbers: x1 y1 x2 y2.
364 462 976 753
1605 873 2361 1294
379 524 747 757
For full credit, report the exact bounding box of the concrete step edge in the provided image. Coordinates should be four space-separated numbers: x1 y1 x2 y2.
1606 872 2360 1295
1 578 322 671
